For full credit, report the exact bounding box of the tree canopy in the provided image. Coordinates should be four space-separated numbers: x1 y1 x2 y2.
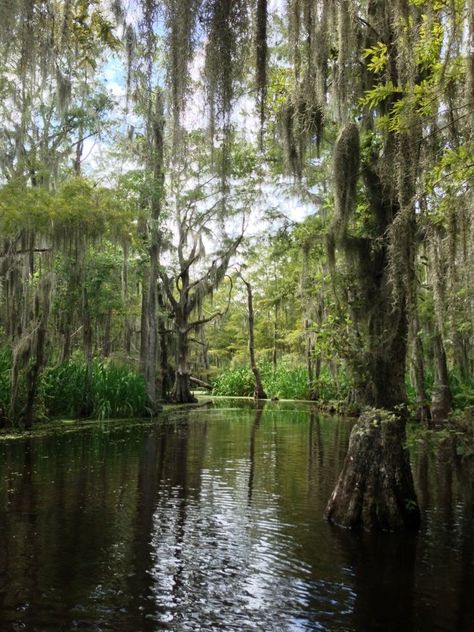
0 0 472 435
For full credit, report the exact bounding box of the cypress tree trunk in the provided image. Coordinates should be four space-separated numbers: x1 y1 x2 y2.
22 276 53 428
61 322 72 363
139 91 164 413
411 314 431 424
23 325 46 429
139 274 149 376
145 239 159 405
325 409 420 530
103 310 112 358
122 242 132 356
305 318 318 400
158 289 172 401
82 288 94 417
272 304 277 373
326 123 420 531
453 331 470 382
242 277 267 400
431 331 452 424
172 323 197 404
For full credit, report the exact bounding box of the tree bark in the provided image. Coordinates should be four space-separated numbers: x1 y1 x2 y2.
242 277 267 400
103 309 112 358
325 409 420 531
411 315 431 424
158 288 172 401
326 118 420 530
22 276 53 428
122 242 132 356
82 288 94 417
431 331 452 424
272 304 277 373
139 91 164 412
172 325 197 404
22 325 46 429
190 376 212 390
61 322 72 363
305 318 318 400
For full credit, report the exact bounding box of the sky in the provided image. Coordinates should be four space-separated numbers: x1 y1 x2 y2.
82 2 318 245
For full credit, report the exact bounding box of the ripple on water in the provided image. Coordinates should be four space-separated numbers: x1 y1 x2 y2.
0 405 473 631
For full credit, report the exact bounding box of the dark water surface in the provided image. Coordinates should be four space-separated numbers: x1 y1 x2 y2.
0 400 473 631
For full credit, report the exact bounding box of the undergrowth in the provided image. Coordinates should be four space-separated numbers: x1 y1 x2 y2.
0 355 150 425
212 362 350 401
40 360 150 420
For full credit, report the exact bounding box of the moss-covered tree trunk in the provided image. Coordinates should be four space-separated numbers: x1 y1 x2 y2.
139 91 165 413
326 122 420 531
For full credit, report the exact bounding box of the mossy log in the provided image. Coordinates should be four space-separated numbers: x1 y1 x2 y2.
325 409 420 531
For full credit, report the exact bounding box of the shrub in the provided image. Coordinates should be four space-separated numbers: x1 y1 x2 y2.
212 365 256 397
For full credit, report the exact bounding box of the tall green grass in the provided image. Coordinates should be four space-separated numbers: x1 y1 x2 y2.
212 362 350 401
40 359 150 420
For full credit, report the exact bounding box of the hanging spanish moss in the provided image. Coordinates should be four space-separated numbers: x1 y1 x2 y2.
332 122 360 235
124 23 137 99
279 0 333 174
256 0 268 146
56 68 72 118
165 0 199 147
202 0 250 134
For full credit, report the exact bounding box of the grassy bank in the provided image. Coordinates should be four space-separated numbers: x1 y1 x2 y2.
0 354 150 426
211 362 474 416
212 362 350 403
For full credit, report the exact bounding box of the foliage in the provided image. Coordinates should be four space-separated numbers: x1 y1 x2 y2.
212 362 350 402
40 360 150 420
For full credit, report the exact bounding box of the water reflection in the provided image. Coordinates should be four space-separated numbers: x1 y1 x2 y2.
248 401 265 503
0 405 472 631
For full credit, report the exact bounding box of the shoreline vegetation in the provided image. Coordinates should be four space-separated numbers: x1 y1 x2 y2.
1 356 472 458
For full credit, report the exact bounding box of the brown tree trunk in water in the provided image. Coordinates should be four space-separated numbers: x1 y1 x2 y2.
326 121 419 531
431 331 452 424
242 277 267 400
325 409 420 530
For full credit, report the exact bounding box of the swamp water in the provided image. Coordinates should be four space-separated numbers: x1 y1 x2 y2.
0 400 473 631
